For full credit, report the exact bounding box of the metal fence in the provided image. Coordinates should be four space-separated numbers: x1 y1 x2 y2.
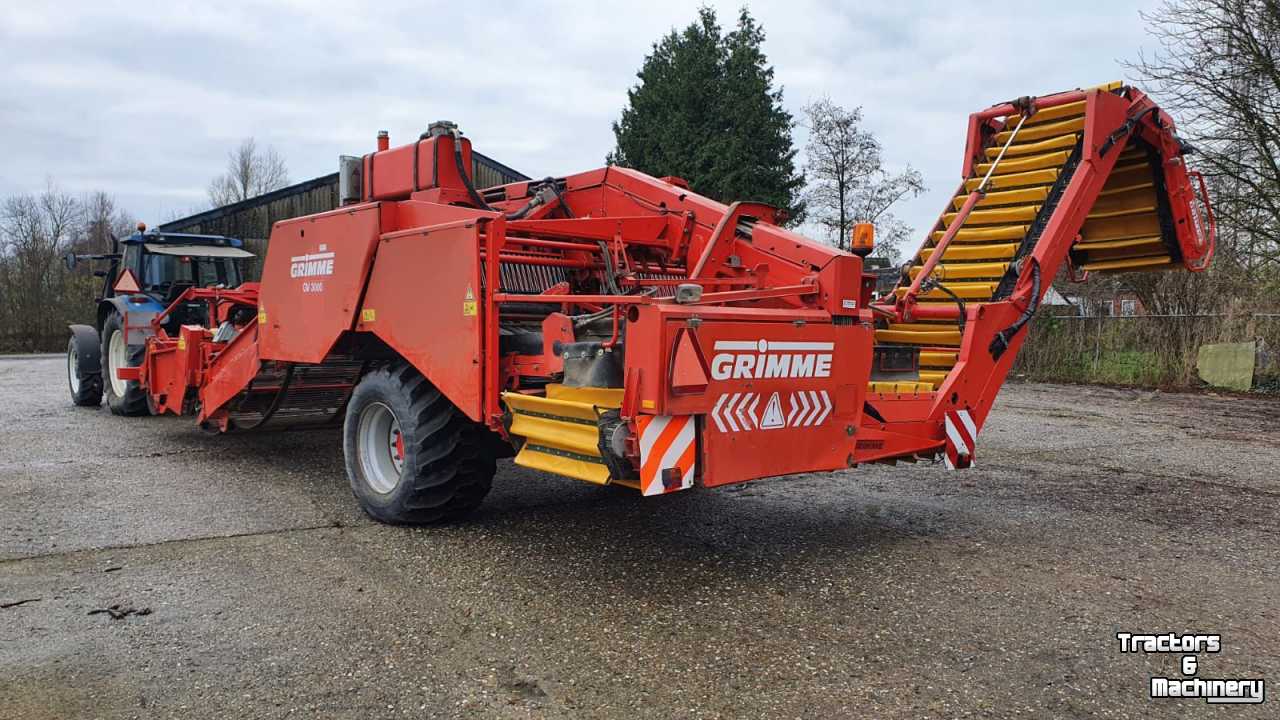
1013 312 1280 390
10 304 1279 394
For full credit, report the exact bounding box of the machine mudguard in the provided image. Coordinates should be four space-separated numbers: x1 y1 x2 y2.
67 324 102 375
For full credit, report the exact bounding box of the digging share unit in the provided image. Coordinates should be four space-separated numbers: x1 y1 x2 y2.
66 83 1216 523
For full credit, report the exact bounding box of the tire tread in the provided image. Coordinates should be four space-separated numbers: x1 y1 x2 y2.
345 362 495 524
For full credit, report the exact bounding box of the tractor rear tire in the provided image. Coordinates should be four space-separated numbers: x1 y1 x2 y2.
343 362 495 524
101 311 150 417
67 334 103 407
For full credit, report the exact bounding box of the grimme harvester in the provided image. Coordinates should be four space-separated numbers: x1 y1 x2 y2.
68 82 1215 524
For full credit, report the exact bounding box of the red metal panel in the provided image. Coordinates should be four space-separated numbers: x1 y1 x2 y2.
257 203 385 364
624 305 873 487
363 136 474 202
198 322 261 424
356 220 484 421
144 325 207 415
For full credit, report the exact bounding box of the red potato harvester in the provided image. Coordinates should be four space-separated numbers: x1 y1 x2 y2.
93 82 1215 524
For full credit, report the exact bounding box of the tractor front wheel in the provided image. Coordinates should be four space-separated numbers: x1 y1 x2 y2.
343 363 495 524
101 311 150 417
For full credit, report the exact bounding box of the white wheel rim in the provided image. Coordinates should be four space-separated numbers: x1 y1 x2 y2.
357 402 404 494
108 329 127 397
68 344 80 394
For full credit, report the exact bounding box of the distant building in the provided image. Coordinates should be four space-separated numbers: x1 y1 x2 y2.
159 152 527 279
159 152 526 240
1041 286 1082 315
1108 291 1147 317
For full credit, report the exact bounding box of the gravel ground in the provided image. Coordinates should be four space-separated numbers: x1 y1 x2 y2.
1 354 1276 719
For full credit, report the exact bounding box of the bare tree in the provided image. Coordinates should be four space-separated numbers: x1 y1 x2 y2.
80 191 134 254
1118 0 1280 321
1126 0 1279 272
802 98 924 261
208 138 290 207
0 181 85 349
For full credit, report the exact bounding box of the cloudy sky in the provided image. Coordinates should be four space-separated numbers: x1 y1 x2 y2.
1 0 1160 246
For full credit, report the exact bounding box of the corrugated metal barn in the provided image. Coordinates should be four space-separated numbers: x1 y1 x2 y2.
159 152 528 277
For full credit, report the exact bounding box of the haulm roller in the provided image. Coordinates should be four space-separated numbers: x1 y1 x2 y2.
72 84 1215 522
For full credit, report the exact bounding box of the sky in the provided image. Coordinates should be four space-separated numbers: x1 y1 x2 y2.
0 0 1161 249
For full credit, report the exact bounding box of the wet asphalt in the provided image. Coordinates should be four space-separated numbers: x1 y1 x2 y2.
1 355 1277 719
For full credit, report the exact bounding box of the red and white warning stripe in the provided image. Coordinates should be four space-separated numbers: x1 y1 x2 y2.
636 414 696 496
943 408 978 470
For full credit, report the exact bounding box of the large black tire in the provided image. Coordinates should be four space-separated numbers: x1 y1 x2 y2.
101 311 150 417
343 363 496 524
67 334 103 407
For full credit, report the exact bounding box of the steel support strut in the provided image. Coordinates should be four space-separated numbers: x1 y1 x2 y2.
898 112 1029 322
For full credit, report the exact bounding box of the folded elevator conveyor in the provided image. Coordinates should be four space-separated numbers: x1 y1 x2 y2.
873 84 1190 395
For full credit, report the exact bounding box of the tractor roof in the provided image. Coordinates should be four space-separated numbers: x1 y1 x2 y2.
123 230 244 248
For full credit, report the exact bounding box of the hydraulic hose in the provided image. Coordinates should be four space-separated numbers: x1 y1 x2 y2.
449 131 568 220
451 131 502 212
989 258 1041 360
925 277 966 337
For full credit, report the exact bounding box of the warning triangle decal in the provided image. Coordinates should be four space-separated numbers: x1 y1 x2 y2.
760 392 785 429
114 269 141 294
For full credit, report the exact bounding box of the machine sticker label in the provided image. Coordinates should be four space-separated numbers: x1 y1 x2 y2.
463 285 477 317
709 339 833 380
760 392 785 429
361 308 376 323
290 251 335 278
257 309 267 324
710 390 832 433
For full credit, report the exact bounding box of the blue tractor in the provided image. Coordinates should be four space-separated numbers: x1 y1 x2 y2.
65 223 254 415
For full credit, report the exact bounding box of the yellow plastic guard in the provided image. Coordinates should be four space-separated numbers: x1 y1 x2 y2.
502 385 623 485
1079 256 1175 272
1073 235 1164 251
919 370 949 387
867 381 935 395
968 167 1059 192
893 282 999 301
943 205 1040 226
957 186 1049 210
985 132 1078 159
909 262 1009 281
995 116 1085 144
1089 186 1159 216
920 351 958 367
1098 181 1155 197
1081 212 1162 242
975 149 1071 176
920 242 1019 262
876 323 963 346
933 225 1028 243
1014 100 1086 126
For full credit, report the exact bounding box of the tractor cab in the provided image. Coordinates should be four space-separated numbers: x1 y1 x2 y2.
113 229 252 305
65 225 254 333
